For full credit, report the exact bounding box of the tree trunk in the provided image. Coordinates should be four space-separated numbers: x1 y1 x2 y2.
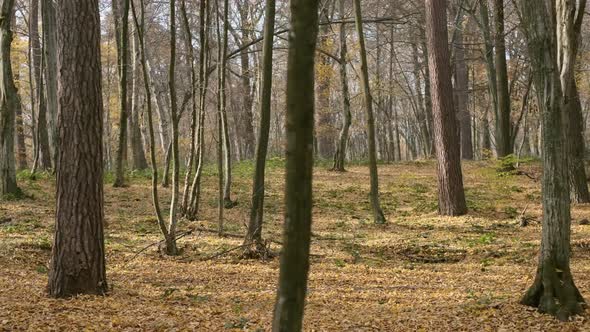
518 0 586 321
568 79 590 203
0 0 19 196
316 2 334 159
332 0 351 172
271 0 319 329
30 0 51 170
42 0 58 166
237 4 256 159
129 26 148 170
424 0 467 216
452 7 473 160
185 0 210 221
243 0 276 256
493 0 512 157
113 0 130 187
48 0 107 297
14 71 27 170
354 0 386 224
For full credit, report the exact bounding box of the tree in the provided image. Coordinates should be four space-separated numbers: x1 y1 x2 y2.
47 0 107 297
568 79 590 203
30 0 52 171
42 0 58 165
271 0 319 329
353 0 386 224
493 0 512 157
517 0 587 320
332 0 352 172
243 0 276 256
0 0 20 197
112 0 131 187
424 0 467 216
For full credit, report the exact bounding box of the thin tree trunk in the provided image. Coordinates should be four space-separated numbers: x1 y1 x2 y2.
42 0 57 166
129 26 148 170
237 4 256 159
353 0 386 224
243 0 276 256
0 0 19 196
453 7 473 160
332 0 351 172
493 0 512 157
568 78 590 203
113 0 130 187
424 0 467 216
48 0 107 297
271 0 319 329
130 0 177 255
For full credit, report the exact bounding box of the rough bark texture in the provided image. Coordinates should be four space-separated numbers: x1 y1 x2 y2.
244 0 276 255
316 1 334 159
48 0 107 297
271 0 319 329
493 0 512 157
424 0 467 216
0 0 18 196
332 0 351 172
354 0 386 224
518 0 586 321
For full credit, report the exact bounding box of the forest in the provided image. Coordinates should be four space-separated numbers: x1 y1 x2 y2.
1 0 590 330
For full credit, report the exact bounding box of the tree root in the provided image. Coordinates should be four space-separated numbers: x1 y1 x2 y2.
521 262 585 321
240 240 275 260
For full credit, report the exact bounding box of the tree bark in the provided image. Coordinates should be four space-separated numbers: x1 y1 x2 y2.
271 0 319 329
243 0 276 255
568 78 590 203
518 0 586 321
129 26 148 170
493 0 512 157
0 0 19 196
237 3 256 159
424 0 467 216
42 0 58 166
452 6 473 160
332 0 351 172
113 0 130 187
48 0 107 297
30 0 51 170
354 0 386 224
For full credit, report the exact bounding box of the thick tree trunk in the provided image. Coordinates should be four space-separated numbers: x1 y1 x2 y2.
243 0 276 256
113 0 130 187
271 0 319 329
493 0 512 157
42 0 58 166
0 0 19 196
424 0 467 216
518 0 586 321
332 0 351 172
48 0 107 297
353 0 386 224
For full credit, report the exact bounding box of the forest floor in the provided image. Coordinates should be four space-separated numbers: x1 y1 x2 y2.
2 159 590 331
